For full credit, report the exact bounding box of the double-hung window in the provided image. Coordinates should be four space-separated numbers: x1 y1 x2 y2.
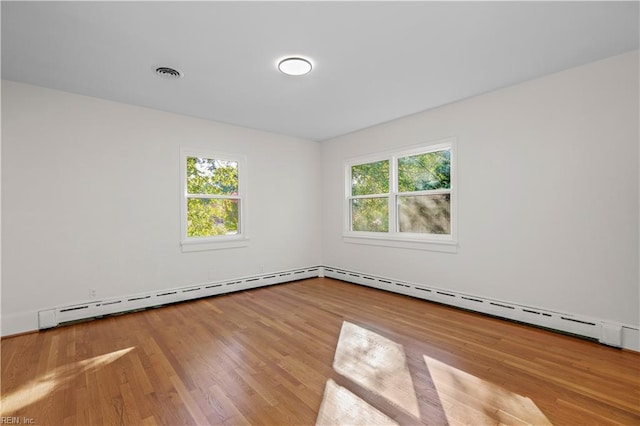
345 138 456 250
180 148 247 251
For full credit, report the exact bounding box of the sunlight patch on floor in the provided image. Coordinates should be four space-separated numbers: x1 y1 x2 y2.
316 379 399 426
332 321 420 418
1 347 135 415
424 355 552 425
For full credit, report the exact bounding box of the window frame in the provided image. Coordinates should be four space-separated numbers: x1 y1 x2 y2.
180 147 248 252
343 138 457 252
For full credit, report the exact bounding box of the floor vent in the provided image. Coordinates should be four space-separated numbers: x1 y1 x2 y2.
561 316 596 326
490 302 515 310
59 305 88 313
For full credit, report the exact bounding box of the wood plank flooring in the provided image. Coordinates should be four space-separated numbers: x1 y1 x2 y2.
1 277 639 425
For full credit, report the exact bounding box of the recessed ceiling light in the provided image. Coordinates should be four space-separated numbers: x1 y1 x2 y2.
155 66 183 79
278 57 312 76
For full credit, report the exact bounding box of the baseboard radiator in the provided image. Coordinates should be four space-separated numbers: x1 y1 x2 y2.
37 267 321 329
37 265 638 352
322 266 640 352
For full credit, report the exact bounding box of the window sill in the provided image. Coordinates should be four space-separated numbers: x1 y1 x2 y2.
343 234 457 253
181 237 249 252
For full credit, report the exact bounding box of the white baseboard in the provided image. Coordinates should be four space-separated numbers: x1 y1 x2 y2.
1 310 40 337
622 326 640 351
322 266 640 352
1 266 321 337
4 265 638 353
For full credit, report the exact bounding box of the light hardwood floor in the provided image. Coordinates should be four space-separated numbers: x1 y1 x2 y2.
1 278 639 425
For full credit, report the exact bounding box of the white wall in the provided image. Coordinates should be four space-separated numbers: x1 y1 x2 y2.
1 81 322 335
3 51 638 337
321 51 639 327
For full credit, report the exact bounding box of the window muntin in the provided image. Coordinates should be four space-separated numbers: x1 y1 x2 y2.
181 149 246 248
346 140 455 244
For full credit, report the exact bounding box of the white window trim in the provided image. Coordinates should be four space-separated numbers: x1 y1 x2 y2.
343 138 457 253
180 147 248 252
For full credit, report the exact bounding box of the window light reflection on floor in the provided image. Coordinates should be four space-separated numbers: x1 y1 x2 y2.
316 379 399 426
1 347 135 415
332 321 420 418
424 355 552 425
317 321 552 425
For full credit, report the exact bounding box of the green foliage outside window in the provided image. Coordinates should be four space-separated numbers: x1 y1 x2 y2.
187 157 238 194
187 198 238 237
351 160 389 196
186 156 239 238
349 148 452 235
398 150 450 192
351 198 389 232
351 160 390 232
397 150 451 234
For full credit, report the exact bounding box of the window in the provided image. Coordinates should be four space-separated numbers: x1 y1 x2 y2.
180 149 247 251
345 139 456 250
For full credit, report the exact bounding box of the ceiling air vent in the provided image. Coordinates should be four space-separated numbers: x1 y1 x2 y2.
155 67 183 79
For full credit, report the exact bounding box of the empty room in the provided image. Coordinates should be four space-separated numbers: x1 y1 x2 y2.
1 1 639 425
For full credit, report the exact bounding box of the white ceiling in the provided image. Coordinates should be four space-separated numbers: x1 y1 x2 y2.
2 1 638 142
